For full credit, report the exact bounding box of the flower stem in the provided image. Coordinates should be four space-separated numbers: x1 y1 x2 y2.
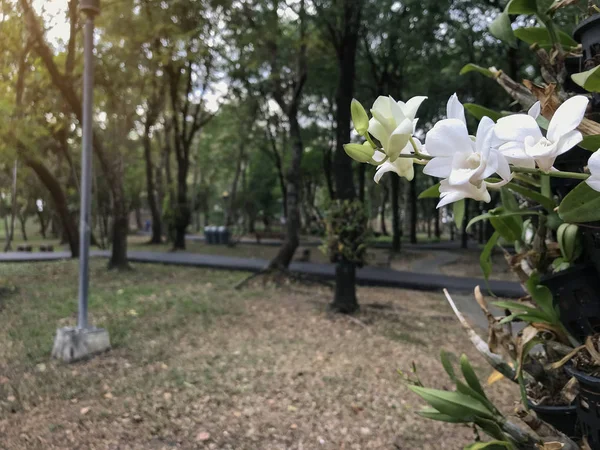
511 166 589 180
409 137 433 160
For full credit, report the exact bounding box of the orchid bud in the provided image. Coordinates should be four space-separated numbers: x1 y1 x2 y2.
351 99 369 136
344 142 374 163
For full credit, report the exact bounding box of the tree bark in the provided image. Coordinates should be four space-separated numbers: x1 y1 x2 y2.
24 157 79 256
358 163 366 203
409 170 417 244
143 127 163 244
380 181 389 236
461 199 470 249
37 209 47 238
225 142 245 227
323 147 335 199
391 174 401 252
19 212 28 241
172 154 190 250
4 161 18 252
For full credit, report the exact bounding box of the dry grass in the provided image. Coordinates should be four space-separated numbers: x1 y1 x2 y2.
0 261 518 449
439 250 520 282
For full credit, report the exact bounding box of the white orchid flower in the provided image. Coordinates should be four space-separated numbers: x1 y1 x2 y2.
586 150 600 193
494 96 589 172
373 140 416 183
368 95 426 162
437 179 491 208
423 114 511 185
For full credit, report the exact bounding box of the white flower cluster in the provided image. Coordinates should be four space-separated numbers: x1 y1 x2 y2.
346 93 596 208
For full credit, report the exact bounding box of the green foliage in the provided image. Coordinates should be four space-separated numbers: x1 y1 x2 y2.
489 11 517 47
322 200 370 266
480 232 500 281
459 64 494 78
463 103 503 122
506 0 538 14
453 200 465 228
572 65 600 92
418 183 440 199
513 27 577 49
579 135 600 151
558 181 600 223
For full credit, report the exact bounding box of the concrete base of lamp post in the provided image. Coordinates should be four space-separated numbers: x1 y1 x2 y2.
51 327 111 363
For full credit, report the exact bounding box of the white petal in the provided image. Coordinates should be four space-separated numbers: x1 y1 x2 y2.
368 117 389 145
446 93 466 124
449 168 477 185
534 155 556 172
374 162 394 184
437 190 465 208
547 95 588 142
389 96 406 124
586 177 600 193
491 151 512 181
402 96 427 120
423 157 453 178
368 150 387 165
424 118 472 157
555 130 583 156
499 142 536 168
475 116 495 158
437 179 491 207
372 96 392 117
528 101 541 119
494 114 543 143
588 150 600 174
371 108 394 134
386 119 413 161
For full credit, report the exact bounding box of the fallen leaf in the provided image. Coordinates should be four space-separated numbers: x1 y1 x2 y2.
80 407 90 415
233 411 242 417
163 392 172 401
104 392 114 399
36 363 46 373
7 395 15 403
290 423 297 429
287 405 297 412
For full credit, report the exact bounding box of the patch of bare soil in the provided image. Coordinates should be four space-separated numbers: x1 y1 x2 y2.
440 250 520 282
0 267 518 449
389 250 429 271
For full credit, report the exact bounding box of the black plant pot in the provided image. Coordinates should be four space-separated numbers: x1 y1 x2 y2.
581 222 600 276
566 367 600 449
528 402 579 439
550 145 591 199
541 265 600 342
574 14 600 70
564 56 587 94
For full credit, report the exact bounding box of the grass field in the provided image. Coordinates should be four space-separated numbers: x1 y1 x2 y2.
0 261 518 449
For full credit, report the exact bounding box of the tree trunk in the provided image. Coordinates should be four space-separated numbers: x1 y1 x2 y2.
226 142 245 227
358 163 366 203
391 174 401 252
135 207 143 231
24 157 79 256
37 210 47 238
380 181 388 236
323 147 335 199
4 161 18 252
269 115 303 269
434 204 440 239
330 0 362 315
143 130 162 244
461 199 470 249
173 155 190 250
19 213 28 241
409 170 417 244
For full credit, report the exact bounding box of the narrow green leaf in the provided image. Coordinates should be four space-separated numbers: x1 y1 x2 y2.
460 64 494 78
473 417 508 442
454 200 465 229
514 27 577 48
467 210 538 232
480 232 500 281
489 11 518 48
440 350 457 381
506 0 537 14
489 215 522 243
419 183 440 199
500 188 520 213
572 66 600 93
464 103 503 122
506 182 556 212
558 181 600 223
408 385 495 420
525 272 559 321
417 408 467 423
580 135 600 151
460 354 488 400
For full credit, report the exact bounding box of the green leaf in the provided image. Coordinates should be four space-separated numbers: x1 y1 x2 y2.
506 0 537 14
579 135 600 151
460 64 494 78
490 11 518 48
460 354 487 400
500 188 520 213
417 408 467 423
454 200 465 228
480 232 500 281
490 215 523 243
505 182 556 212
558 181 600 223
526 272 559 321
473 417 508 442
419 183 440 199
440 350 457 381
572 66 600 93
514 27 577 48
464 103 503 122
464 441 513 450
408 385 495 420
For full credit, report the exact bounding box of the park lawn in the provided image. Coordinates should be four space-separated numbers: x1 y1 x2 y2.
0 261 517 450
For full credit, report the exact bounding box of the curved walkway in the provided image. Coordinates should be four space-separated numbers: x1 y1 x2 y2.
0 250 524 298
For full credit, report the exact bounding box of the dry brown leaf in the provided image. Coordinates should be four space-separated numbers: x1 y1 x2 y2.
522 80 559 117
548 0 579 13
195 431 210 442
80 407 90 415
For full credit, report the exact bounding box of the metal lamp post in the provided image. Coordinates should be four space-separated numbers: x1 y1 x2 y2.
51 0 110 362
